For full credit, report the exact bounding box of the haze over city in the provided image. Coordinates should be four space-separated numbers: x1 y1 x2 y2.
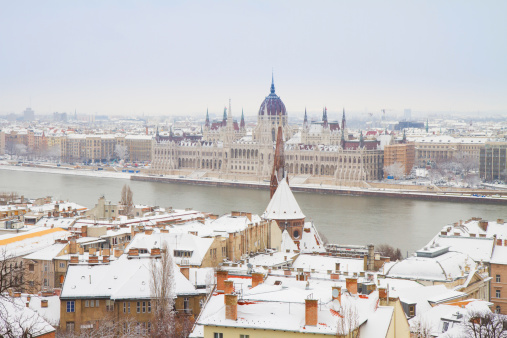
1 0 506 117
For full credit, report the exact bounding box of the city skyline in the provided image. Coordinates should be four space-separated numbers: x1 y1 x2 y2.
1 1 506 116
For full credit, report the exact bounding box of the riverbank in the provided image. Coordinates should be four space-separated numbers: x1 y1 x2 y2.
2 164 506 205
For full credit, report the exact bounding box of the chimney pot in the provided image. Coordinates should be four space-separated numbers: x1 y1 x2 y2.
41 299 48 308
252 272 264 288
224 280 234 297
346 277 358 294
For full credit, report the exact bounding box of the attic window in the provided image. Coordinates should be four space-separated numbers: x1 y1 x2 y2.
274 280 282 285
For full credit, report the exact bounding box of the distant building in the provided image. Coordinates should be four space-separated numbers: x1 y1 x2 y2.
23 108 35 121
479 142 507 182
403 108 412 121
413 135 486 166
53 112 68 122
0 130 5 155
383 143 415 177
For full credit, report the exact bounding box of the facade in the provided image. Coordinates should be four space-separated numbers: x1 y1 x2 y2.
151 79 384 182
0 130 5 155
479 142 507 181
60 134 153 163
383 143 415 177
413 135 485 166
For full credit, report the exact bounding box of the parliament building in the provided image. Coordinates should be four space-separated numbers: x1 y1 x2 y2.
151 78 384 183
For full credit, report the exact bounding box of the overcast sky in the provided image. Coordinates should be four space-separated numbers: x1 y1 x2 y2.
1 1 506 118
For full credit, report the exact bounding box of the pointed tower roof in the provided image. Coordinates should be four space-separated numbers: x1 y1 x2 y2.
304 108 308 123
240 109 245 128
263 179 305 220
270 70 275 94
205 108 210 127
323 107 328 128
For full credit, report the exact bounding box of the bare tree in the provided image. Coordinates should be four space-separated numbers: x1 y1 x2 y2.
0 192 19 205
384 162 405 179
461 310 507 338
411 318 432 338
150 242 176 338
336 302 360 337
0 249 36 295
14 144 27 159
114 145 129 162
377 244 403 261
0 299 55 338
119 184 134 216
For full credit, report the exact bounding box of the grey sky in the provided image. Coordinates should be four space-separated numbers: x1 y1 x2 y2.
1 0 506 117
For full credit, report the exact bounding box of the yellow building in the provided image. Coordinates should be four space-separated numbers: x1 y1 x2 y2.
384 143 415 178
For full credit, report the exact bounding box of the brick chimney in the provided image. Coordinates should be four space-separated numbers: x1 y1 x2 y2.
479 220 489 232
89 248 97 256
114 249 124 258
224 280 234 298
88 256 99 264
252 273 264 288
79 247 84 255
102 256 110 263
498 219 505 225
180 266 190 280
41 299 48 308
69 238 77 254
70 256 79 264
128 248 139 256
13 292 21 298
151 248 161 256
216 270 228 292
305 299 318 326
284 269 291 276
102 248 110 256
378 287 387 300
330 272 340 280
225 294 237 321
346 277 358 294
145 229 153 235
332 286 341 303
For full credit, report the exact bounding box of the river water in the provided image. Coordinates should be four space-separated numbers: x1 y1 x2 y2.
1 169 505 256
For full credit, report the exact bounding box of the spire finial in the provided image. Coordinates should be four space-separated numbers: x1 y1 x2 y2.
270 69 275 94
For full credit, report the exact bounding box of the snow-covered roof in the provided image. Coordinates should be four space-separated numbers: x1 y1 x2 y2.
0 227 70 258
61 258 198 300
125 232 214 266
262 179 305 220
0 297 55 337
23 243 67 261
386 251 472 282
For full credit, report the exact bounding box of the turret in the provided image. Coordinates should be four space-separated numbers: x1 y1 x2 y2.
359 130 364 148
341 108 346 131
323 107 328 128
205 108 210 128
303 107 308 129
240 109 245 129
222 107 227 127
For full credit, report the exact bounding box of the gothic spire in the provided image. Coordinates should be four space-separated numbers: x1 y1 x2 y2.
341 108 346 131
323 107 328 128
205 108 210 127
222 106 227 126
240 108 245 129
304 107 308 127
270 70 275 94
359 130 364 148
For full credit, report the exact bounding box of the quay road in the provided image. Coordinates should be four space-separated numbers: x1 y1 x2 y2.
132 174 507 205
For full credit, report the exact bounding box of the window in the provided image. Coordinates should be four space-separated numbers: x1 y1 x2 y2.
106 300 114 312
184 297 190 313
497 290 501 298
142 301 146 313
85 300 89 307
29 264 34 272
90 300 94 308
442 321 449 332
59 262 65 268
240 335 250 338
213 333 223 338
148 301 151 313
137 301 140 313
66 322 75 332
96 300 99 307
497 274 501 283
66 301 75 313
496 306 501 314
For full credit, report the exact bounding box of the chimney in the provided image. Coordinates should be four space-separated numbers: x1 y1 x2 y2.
224 280 234 297
284 269 291 276
330 272 340 280
13 292 21 298
41 299 48 308
151 248 161 256
102 248 110 256
102 256 110 263
332 286 341 303
335 262 340 271
378 287 388 300
225 294 238 321
498 219 505 225
216 270 229 292
128 248 139 257
114 249 124 258
479 220 489 232
70 256 79 264
145 229 153 235
69 238 77 254
79 247 84 255
346 277 358 294
367 244 375 271
42 290 53 297
305 298 318 326
252 273 264 288
89 248 96 256
180 266 190 280
88 256 99 264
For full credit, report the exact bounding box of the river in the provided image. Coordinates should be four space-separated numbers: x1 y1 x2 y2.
1 169 505 256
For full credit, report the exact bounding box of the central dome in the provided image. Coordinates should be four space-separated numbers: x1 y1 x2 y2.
258 77 287 117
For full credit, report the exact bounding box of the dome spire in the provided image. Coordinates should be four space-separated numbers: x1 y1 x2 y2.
270 70 275 94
